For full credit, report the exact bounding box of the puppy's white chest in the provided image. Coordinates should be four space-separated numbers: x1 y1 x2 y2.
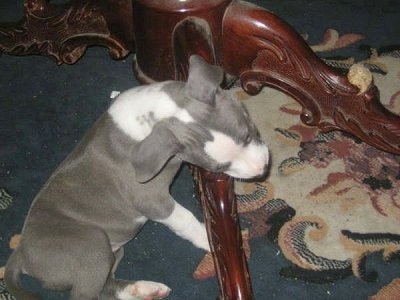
108 83 193 141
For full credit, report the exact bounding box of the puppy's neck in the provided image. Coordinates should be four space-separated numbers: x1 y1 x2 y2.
108 82 194 141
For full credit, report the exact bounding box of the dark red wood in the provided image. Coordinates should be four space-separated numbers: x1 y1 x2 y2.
222 1 400 155
133 0 230 82
196 169 253 300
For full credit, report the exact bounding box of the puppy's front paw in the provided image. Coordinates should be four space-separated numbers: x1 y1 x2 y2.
195 223 210 252
118 281 171 300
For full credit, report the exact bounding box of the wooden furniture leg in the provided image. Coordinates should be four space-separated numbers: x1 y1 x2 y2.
3 1 400 299
195 169 253 299
132 2 253 298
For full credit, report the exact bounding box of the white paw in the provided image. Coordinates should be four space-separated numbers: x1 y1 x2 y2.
117 281 171 300
157 202 210 252
194 223 210 252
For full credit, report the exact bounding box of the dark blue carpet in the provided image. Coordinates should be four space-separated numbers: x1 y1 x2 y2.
1 1 400 299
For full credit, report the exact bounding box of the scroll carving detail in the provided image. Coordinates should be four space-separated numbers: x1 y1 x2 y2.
0 0 132 64
196 169 253 300
223 1 400 155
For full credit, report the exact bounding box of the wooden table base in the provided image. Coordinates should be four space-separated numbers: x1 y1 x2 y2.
2 0 400 299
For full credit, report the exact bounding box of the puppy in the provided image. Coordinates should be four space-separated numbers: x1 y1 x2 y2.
5 55 269 300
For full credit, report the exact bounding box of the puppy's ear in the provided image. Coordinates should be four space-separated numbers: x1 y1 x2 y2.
132 123 183 183
185 55 224 105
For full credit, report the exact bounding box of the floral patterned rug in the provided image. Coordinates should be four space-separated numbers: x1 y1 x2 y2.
194 29 400 299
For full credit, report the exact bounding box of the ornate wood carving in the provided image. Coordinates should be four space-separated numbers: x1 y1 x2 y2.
0 0 133 64
195 169 253 300
222 1 400 155
3 0 399 154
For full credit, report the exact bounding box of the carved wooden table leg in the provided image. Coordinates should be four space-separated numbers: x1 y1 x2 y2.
132 1 253 299
196 169 253 300
0 0 133 64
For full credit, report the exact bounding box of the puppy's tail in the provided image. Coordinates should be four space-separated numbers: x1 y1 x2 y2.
4 248 39 300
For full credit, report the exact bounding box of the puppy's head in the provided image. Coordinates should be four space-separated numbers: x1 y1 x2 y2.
132 55 269 182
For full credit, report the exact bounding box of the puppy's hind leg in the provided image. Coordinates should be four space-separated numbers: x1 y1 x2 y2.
69 257 114 300
100 248 171 300
4 248 40 300
69 258 113 300
58 228 116 300
100 278 171 300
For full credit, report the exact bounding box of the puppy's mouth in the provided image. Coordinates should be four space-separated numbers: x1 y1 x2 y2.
234 172 269 183
225 163 269 181
215 162 232 172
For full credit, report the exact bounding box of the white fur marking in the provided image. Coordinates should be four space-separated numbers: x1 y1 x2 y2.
108 82 194 141
205 130 269 179
205 131 242 163
110 91 121 99
117 281 171 300
156 202 210 252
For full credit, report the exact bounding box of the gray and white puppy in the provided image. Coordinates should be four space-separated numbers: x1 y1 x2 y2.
5 55 269 300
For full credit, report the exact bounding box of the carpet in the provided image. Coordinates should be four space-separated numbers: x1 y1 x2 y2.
1 1 400 299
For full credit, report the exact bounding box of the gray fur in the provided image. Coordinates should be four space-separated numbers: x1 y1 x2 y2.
4 55 269 300
184 55 224 104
